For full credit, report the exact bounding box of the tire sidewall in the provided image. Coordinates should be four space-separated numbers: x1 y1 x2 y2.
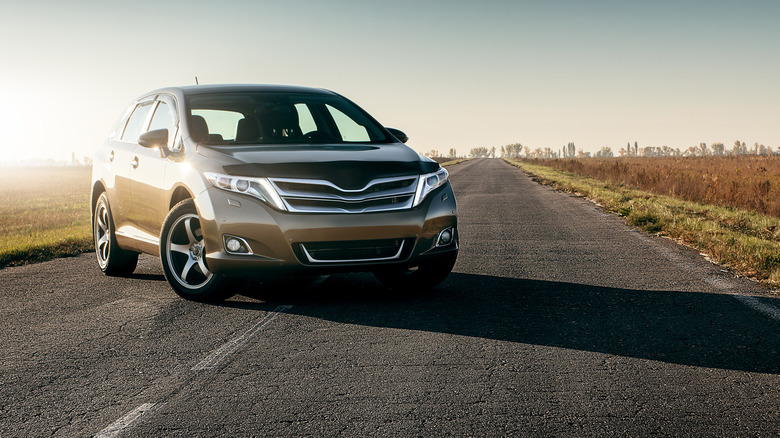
160 199 226 301
94 193 138 275
93 194 112 271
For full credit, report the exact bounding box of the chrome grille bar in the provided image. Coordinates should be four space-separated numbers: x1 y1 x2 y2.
269 175 419 213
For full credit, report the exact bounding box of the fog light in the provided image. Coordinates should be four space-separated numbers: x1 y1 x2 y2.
436 228 454 247
222 234 254 255
226 238 242 252
224 235 252 255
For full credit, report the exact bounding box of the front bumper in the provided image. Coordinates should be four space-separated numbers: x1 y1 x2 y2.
195 183 458 275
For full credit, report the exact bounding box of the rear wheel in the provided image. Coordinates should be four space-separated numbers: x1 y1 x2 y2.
160 199 228 301
94 193 138 276
374 251 457 291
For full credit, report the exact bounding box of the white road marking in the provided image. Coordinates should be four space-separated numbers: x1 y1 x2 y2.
95 304 292 436
94 403 157 438
192 305 293 371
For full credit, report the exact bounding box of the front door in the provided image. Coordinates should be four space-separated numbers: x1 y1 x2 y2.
128 96 179 249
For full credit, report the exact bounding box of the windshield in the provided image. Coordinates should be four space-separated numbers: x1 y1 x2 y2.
187 92 391 145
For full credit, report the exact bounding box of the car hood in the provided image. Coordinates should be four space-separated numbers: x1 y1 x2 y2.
199 144 440 190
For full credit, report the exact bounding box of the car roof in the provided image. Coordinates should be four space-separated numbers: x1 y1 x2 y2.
146 84 337 99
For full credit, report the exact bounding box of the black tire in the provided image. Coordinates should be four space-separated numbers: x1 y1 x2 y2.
160 199 228 301
93 193 138 276
374 251 457 291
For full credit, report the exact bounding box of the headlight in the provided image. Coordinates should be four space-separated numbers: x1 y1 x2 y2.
205 172 286 211
413 167 449 207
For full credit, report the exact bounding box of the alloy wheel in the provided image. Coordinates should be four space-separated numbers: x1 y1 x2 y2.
94 202 111 268
165 213 212 289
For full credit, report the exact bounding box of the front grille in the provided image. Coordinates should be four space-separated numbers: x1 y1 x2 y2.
296 238 412 264
270 176 418 213
274 179 414 197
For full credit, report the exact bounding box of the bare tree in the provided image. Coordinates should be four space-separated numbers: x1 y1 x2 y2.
469 147 491 158
564 142 576 158
596 146 614 157
732 140 747 156
500 143 524 158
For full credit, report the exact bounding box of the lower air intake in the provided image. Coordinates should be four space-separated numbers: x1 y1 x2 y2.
296 238 412 264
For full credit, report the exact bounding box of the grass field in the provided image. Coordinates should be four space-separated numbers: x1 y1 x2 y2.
0 166 93 267
527 156 780 217
505 158 780 290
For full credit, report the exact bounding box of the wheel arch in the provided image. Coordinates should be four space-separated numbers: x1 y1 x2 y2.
91 181 107 221
169 185 194 211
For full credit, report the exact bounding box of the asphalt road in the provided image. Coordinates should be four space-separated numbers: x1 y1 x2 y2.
2 158 779 437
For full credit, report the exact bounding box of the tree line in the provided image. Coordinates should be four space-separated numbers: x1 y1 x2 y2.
423 141 776 159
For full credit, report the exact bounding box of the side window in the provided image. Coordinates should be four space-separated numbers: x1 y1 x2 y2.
109 105 135 140
121 101 154 142
326 105 370 142
148 101 177 148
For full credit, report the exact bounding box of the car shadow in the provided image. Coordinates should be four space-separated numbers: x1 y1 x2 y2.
130 273 167 282
220 271 780 374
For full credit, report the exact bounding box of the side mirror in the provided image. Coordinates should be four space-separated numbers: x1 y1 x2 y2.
385 127 409 144
138 129 171 157
138 129 169 149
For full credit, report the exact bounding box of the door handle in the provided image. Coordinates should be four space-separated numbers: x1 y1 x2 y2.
108 150 114 162
131 156 139 169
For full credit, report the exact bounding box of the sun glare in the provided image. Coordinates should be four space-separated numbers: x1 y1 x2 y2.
0 85 95 165
0 92 26 162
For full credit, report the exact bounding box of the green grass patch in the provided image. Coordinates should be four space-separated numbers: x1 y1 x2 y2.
505 158 780 289
0 166 93 268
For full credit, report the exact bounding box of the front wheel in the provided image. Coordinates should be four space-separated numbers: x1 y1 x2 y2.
374 251 457 291
160 199 227 301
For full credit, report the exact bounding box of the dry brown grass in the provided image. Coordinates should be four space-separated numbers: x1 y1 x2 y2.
440 158 470 167
529 156 780 217
0 166 93 267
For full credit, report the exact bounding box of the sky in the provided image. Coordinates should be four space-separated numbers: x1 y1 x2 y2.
0 0 778 163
